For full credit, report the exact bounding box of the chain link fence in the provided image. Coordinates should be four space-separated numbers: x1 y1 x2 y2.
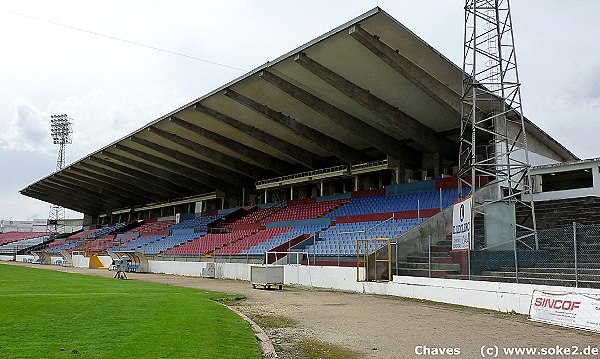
412 222 600 289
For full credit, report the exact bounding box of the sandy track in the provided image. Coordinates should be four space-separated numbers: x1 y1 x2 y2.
9 262 599 358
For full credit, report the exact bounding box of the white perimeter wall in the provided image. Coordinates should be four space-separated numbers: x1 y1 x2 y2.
72 254 89 268
98 256 112 268
148 261 600 315
386 276 600 314
149 261 250 281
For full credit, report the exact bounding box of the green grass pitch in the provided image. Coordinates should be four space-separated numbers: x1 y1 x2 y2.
0 264 261 359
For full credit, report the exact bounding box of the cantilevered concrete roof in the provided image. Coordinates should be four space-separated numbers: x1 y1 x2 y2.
20 7 577 215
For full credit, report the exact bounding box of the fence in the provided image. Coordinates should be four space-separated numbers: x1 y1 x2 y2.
413 222 600 289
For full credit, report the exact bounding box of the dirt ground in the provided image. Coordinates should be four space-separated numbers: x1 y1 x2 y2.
9 262 599 358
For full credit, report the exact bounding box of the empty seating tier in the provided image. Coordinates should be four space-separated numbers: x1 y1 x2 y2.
0 232 49 246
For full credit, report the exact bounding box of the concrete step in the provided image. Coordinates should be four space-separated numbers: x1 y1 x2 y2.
448 271 600 286
448 274 580 287
398 268 458 278
398 262 460 271
430 245 451 253
418 251 452 257
406 256 455 264
501 267 600 275
482 271 600 281
533 262 600 269
447 274 517 283
438 239 452 245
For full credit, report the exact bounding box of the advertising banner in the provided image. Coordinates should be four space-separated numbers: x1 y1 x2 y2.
529 290 600 333
452 196 472 250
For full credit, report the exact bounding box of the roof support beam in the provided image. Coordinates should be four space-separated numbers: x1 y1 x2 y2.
78 162 177 199
115 143 243 193
168 116 295 175
195 102 327 169
70 165 160 201
128 137 255 189
148 127 272 180
88 157 190 198
31 181 116 210
294 53 457 159
348 24 461 118
58 170 151 204
26 186 102 213
222 88 362 164
22 189 94 214
100 151 211 194
41 177 128 208
258 70 420 165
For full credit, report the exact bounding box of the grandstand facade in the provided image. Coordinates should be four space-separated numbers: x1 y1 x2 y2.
13 7 599 290
20 8 574 224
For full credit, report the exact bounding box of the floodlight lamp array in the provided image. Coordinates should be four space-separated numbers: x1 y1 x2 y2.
50 114 73 144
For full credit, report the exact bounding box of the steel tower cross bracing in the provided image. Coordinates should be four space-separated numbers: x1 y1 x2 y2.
459 0 537 247
47 114 73 234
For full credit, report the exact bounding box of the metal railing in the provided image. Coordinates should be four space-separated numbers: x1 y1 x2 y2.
256 165 349 187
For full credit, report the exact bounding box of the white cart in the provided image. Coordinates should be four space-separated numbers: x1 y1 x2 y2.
250 265 284 290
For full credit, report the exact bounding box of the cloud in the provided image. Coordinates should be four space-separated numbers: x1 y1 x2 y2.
570 64 600 106
0 101 52 152
45 88 191 163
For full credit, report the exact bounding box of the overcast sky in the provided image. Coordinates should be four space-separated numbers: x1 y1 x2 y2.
1 0 598 221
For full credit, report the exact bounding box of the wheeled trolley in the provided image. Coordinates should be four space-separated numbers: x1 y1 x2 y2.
250 265 284 290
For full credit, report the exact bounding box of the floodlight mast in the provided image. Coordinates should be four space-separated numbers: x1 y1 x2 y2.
459 0 538 251
47 114 73 234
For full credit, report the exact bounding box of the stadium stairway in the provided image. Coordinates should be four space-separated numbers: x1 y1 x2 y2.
518 196 600 230
397 239 462 278
447 247 600 289
452 265 600 289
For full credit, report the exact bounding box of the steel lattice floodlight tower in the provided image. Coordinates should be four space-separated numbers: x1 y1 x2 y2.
459 0 537 248
47 114 73 234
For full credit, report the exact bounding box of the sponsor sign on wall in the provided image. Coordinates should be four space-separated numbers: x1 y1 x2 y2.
452 196 472 250
529 290 600 333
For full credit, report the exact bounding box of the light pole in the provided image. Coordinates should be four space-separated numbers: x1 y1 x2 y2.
47 114 73 234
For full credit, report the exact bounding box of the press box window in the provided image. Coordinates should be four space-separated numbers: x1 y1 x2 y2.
540 168 593 192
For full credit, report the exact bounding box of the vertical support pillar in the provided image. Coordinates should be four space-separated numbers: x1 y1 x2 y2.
354 175 359 191
432 152 442 178
320 180 324 196
264 189 268 204
573 222 579 288
428 234 432 278
290 185 294 201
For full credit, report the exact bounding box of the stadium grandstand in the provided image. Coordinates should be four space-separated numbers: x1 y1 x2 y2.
12 7 600 293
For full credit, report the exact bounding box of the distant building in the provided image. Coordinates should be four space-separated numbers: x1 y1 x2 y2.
0 218 83 234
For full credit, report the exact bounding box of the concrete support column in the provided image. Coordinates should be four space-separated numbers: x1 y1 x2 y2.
433 152 442 178
405 169 414 183
264 189 268 204
320 180 324 196
592 166 600 197
354 175 359 191
290 185 294 200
